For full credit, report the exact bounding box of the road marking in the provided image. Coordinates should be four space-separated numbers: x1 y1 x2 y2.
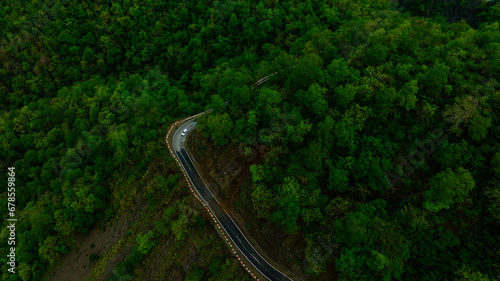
168 112 297 281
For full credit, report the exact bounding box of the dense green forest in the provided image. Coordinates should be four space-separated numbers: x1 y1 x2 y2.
1 0 499 280
398 0 500 28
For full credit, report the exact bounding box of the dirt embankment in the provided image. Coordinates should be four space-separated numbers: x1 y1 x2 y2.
47 136 248 281
185 129 313 279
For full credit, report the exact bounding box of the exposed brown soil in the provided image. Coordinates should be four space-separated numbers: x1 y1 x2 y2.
48 117 338 281
49 207 139 281
49 119 254 281
185 129 325 280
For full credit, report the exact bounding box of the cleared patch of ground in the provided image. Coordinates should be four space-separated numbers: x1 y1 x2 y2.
50 211 136 281
48 134 251 281
184 129 340 280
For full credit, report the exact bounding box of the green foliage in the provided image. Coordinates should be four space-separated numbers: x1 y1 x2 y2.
1 0 499 280
208 258 222 277
271 195 301 235
210 94 226 113
89 253 99 263
367 250 389 272
200 113 234 146
327 166 349 193
298 83 328 118
333 211 371 245
455 264 495 281
492 151 500 178
251 184 276 219
154 218 170 236
285 119 313 145
0 66 186 279
469 113 492 141
186 268 205 281
424 167 476 212
331 200 411 277
484 185 500 223
195 215 206 229
171 206 194 241
399 0 500 28
290 53 323 90
38 236 62 265
136 230 157 255
249 164 264 183
399 80 419 111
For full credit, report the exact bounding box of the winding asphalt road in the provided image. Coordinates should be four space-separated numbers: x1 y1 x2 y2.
170 113 295 281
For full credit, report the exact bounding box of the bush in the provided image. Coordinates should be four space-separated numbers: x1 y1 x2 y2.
195 215 206 229
186 268 204 281
89 253 99 262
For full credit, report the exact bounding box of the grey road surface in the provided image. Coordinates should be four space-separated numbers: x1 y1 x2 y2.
171 115 294 281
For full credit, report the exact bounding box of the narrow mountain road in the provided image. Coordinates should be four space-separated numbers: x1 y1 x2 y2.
166 113 299 281
165 64 309 281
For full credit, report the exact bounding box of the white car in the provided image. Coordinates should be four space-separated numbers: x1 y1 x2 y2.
181 128 188 136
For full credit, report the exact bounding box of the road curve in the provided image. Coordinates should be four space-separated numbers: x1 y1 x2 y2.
168 114 295 281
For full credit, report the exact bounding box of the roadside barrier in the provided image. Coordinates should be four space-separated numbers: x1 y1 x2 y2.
166 120 262 281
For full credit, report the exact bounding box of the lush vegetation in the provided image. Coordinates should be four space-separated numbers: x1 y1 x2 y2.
0 0 499 280
398 0 500 28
